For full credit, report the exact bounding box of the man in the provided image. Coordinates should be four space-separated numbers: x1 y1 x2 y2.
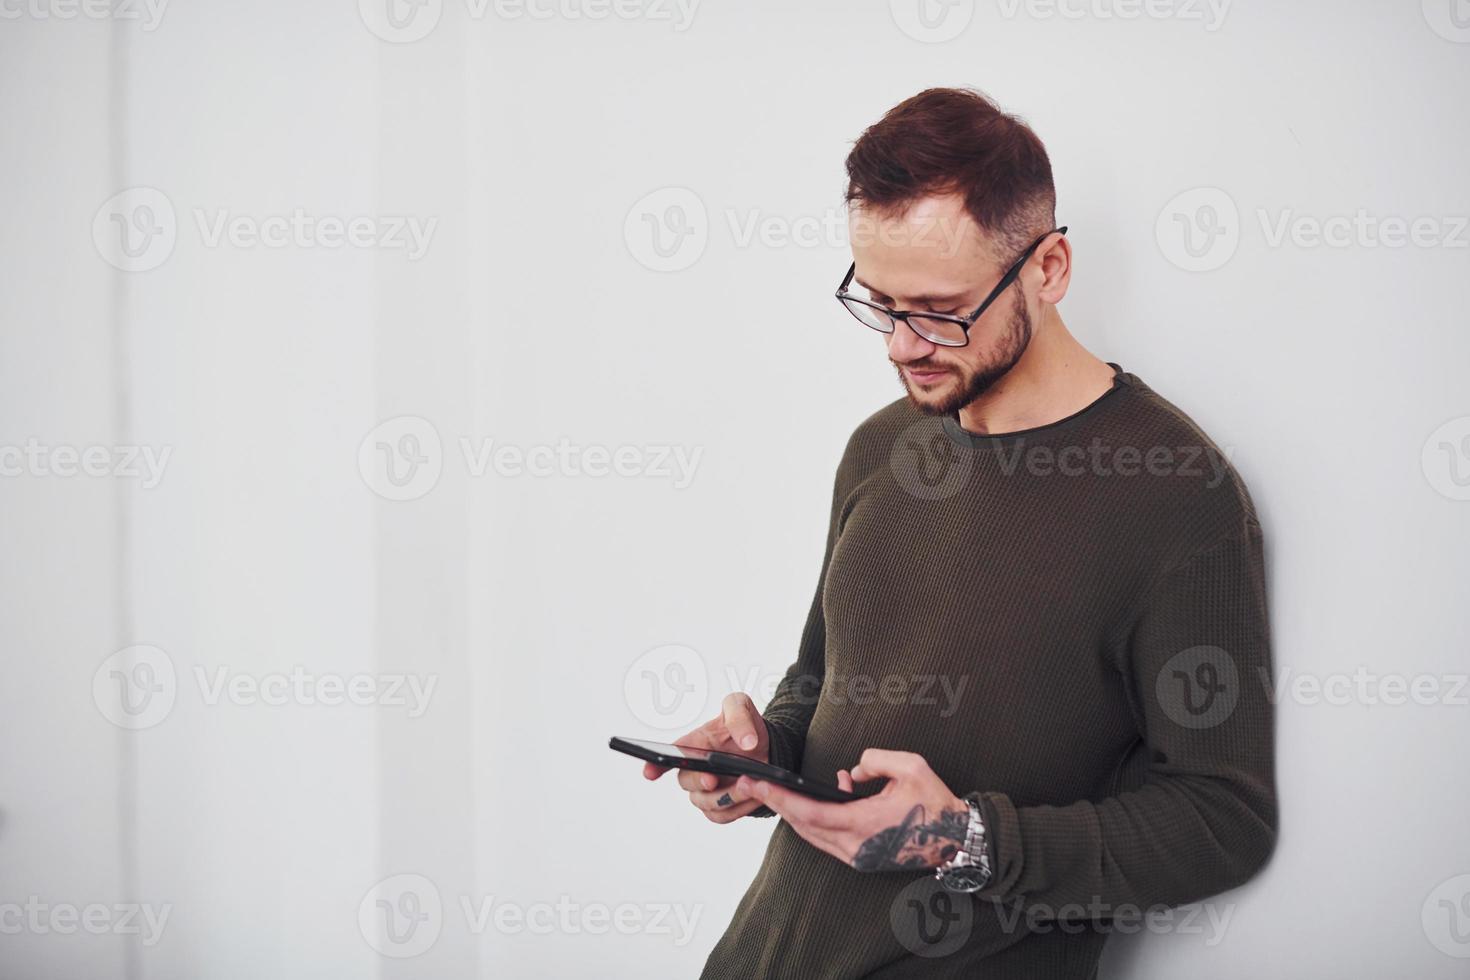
643 87 1277 978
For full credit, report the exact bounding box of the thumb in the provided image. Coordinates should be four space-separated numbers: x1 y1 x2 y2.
849 748 919 784
721 693 763 753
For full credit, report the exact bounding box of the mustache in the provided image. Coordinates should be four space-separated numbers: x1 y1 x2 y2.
894 360 952 373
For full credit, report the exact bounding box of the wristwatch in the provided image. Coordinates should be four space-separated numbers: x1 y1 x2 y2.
934 793 992 893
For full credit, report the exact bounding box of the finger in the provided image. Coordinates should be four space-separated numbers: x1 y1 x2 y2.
736 776 842 830
677 768 732 793
690 782 752 813
669 725 719 787
836 769 854 793
702 796 764 824
721 692 762 752
643 761 667 780
850 748 922 784
674 727 717 750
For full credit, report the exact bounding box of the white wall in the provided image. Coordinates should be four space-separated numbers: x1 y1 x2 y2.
3 1 1468 977
0 14 127 980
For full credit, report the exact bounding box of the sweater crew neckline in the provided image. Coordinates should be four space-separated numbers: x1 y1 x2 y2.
941 362 1132 449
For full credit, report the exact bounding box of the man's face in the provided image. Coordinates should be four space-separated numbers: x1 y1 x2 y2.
847 194 1033 417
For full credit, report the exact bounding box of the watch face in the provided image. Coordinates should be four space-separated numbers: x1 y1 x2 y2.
940 866 990 894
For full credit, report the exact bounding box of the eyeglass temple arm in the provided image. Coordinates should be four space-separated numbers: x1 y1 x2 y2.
960 225 1068 324
836 225 1067 310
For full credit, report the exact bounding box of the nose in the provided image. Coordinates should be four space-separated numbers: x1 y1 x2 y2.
884 317 938 364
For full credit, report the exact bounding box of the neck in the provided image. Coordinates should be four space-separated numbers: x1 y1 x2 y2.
955 308 1116 435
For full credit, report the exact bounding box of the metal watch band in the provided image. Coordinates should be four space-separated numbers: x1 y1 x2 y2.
934 794 992 892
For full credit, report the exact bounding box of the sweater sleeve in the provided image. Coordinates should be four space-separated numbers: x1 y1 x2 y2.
748 450 850 818
972 515 1278 911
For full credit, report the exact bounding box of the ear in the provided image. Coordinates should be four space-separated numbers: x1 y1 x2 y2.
1034 233 1072 306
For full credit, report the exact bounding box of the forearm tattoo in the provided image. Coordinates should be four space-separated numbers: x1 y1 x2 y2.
851 804 968 872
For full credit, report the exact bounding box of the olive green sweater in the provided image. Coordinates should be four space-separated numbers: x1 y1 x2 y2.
701 365 1277 979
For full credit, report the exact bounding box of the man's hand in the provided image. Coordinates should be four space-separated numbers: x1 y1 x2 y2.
642 692 771 823
734 748 969 872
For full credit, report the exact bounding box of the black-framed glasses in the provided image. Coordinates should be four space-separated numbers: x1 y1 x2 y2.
834 226 1067 347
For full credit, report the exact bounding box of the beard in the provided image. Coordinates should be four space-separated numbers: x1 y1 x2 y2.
894 289 1033 417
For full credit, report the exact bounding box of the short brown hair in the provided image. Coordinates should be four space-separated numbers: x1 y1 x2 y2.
844 87 1056 258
